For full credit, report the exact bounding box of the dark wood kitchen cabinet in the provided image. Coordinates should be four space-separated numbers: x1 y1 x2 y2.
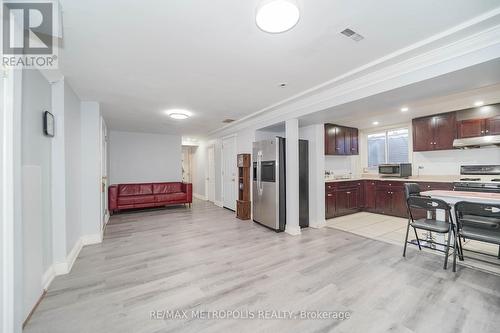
412 112 456 152
325 190 336 219
325 179 453 220
457 119 484 138
363 181 377 212
458 116 500 138
486 116 500 135
325 182 361 219
324 124 359 155
374 182 406 217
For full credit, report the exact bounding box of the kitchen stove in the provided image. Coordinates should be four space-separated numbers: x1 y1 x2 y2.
453 165 500 193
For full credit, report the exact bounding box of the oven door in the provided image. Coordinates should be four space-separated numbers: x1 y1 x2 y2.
379 164 399 176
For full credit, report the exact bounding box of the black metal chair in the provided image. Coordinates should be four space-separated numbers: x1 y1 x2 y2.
453 201 500 272
403 193 455 270
403 183 424 255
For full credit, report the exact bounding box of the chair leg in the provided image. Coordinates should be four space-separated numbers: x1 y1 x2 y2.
453 228 458 272
443 225 452 270
403 219 411 257
413 227 422 250
458 235 464 261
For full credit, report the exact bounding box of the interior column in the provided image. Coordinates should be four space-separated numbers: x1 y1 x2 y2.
285 118 301 235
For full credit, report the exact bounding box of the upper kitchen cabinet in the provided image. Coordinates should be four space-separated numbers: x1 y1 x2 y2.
458 116 500 138
412 112 456 152
324 124 359 155
486 116 500 135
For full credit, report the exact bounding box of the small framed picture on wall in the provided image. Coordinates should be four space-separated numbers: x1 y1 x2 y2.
43 111 55 137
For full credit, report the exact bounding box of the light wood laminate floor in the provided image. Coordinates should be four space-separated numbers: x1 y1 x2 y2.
25 200 500 333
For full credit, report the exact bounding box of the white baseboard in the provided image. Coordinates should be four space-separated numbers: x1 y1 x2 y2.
285 225 302 236
309 220 327 229
193 193 207 200
214 200 223 207
41 265 55 290
82 233 103 245
45 232 104 289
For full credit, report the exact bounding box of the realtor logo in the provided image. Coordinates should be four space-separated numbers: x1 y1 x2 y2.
2 0 58 68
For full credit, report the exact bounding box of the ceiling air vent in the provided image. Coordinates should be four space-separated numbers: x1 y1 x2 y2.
341 28 364 42
222 119 235 124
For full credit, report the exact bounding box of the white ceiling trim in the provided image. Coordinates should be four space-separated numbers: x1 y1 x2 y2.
209 21 500 138
209 7 500 137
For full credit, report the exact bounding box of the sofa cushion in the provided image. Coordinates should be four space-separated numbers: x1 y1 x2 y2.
118 184 153 196
118 195 155 205
153 182 183 194
155 193 187 202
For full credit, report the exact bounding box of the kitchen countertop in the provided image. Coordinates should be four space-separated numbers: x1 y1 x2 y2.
422 190 500 204
325 175 459 183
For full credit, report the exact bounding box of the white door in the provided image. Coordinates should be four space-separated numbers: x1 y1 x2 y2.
207 146 215 202
222 136 237 210
181 146 193 183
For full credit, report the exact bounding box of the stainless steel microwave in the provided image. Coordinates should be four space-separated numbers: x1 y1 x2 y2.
378 163 412 178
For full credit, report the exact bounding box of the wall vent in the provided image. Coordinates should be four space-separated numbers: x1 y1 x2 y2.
341 28 364 42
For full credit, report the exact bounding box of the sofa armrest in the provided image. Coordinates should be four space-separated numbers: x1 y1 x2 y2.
108 185 118 211
182 183 192 203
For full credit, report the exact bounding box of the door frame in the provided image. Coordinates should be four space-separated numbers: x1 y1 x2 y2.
2 66 23 332
221 134 237 210
206 145 216 203
100 117 109 230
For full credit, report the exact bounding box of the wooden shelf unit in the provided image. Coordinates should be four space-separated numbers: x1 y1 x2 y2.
236 154 251 220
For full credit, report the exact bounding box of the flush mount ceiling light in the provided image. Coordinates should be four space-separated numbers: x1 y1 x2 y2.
256 0 300 33
474 101 484 107
372 121 379 126
166 109 192 120
401 107 409 112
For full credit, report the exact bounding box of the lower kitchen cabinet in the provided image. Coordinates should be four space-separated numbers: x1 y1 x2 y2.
325 191 336 219
325 182 362 218
326 179 453 220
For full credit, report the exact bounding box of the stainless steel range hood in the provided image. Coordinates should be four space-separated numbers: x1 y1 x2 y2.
453 135 500 148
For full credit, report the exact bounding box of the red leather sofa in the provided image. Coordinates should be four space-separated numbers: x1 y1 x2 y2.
108 182 192 214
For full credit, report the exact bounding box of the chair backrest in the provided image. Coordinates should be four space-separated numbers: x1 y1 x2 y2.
407 196 451 213
454 201 500 231
404 183 421 200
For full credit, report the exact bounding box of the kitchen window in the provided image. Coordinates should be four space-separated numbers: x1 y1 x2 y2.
367 128 409 168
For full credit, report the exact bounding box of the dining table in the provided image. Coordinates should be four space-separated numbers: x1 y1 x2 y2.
416 190 500 252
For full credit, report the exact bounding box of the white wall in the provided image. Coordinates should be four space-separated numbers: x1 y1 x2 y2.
64 82 82 253
109 131 182 184
21 69 52 320
413 148 500 175
324 156 359 177
359 122 500 176
81 102 102 237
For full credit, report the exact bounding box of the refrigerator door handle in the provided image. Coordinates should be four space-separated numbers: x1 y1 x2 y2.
258 151 263 195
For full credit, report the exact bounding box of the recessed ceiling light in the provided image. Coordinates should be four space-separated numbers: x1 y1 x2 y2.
474 101 484 107
165 109 192 120
256 0 300 34
373 121 379 125
401 107 409 112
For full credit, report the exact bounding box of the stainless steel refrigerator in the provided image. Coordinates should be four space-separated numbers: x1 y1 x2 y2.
252 137 309 232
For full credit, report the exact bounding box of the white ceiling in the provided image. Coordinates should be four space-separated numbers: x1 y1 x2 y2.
58 0 500 136
299 58 500 130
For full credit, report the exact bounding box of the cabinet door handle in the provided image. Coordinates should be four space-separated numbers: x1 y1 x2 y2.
327 193 333 197
346 191 351 194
